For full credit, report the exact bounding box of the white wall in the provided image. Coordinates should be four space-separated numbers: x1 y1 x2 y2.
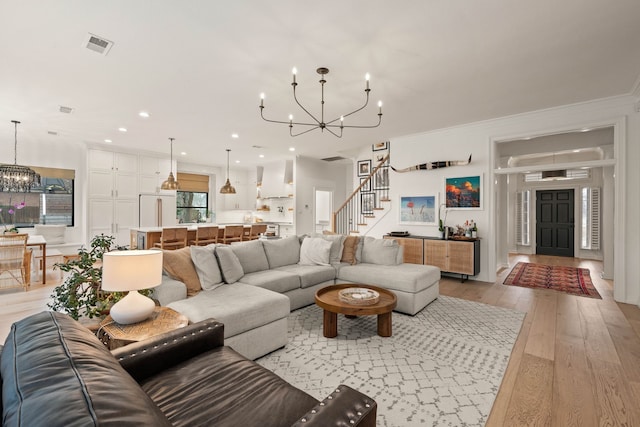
355 95 639 305
295 156 350 235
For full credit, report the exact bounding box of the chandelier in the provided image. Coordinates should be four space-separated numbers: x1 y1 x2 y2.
259 67 383 138
219 149 236 194
160 137 179 190
0 121 41 192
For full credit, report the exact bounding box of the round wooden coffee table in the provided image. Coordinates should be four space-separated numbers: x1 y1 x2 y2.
315 284 397 338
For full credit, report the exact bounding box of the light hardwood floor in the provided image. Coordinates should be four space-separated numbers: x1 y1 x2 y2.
1 254 639 426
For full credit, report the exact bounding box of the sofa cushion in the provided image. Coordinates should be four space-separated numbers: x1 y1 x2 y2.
230 240 269 274
215 246 244 284
167 283 290 338
162 247 201 296
190 244 224 291
313 233 346 264
341 235 360 265
262 235 300 268
337 263 440 294
361 236 401 265
1 312 172 427
299 237 332 266
140 346 317 427
275 264 337 288
34 224 66 245
239 270 301 293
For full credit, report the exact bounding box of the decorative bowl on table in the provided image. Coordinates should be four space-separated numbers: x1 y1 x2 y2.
338 288 380 305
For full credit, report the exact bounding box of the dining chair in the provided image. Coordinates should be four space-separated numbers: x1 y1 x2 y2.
221 225 244 244
244 224 268 241
153 227 188 250
0 233 31 292
190 225 219 246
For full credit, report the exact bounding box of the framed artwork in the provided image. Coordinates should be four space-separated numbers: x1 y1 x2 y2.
360 177 371 192
357 159 372 176
372 141 389 151
445 175 482 209
373 166 389 190
399 195 437 225
361 192 376 214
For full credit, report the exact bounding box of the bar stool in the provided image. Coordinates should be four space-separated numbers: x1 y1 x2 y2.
243 224 267 241
190 225 219 246
153 227 188 250
221 225 244 244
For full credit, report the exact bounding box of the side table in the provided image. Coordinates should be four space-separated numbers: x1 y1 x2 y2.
97 306 189 350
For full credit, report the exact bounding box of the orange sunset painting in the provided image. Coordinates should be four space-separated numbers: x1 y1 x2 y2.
445 175 481 208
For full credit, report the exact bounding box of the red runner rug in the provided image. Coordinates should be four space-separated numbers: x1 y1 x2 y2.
503 262 601 299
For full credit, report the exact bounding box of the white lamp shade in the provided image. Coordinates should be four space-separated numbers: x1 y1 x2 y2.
101 250 163 292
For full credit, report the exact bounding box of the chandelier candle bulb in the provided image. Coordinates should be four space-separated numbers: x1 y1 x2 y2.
365 73 370 90
260 93 264 107
292 67 297 84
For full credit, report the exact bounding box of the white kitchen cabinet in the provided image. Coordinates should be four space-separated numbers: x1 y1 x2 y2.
139 155 173 193
88 148 140 246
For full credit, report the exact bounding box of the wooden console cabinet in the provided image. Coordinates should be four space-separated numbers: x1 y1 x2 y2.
385 235 480 281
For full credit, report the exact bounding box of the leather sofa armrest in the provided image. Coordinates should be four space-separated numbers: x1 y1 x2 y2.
112 319 224 383
291 385 377 427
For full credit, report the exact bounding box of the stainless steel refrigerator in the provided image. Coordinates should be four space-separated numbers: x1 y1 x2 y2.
139 193 177 227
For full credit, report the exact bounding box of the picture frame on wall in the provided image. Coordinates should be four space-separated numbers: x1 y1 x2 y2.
373 166 389 190
361 192 376 214
372 141 389 152
360 177 371 192
445 175 482 209
399 195 437 225
357 159 372 176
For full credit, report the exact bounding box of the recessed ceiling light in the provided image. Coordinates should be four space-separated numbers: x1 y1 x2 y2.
231 133 239 139
139 111 150 118
573 149 580 153
104 139 112 143
581 128 591 132
235 160 240 163
259 154 265 158
118 127 127 132
180 152 187 156
289 147 295 152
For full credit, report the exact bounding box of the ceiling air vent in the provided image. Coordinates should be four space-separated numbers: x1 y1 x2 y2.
541 170 567 180
59 106 73 114
47 131 58 136
83 33 113 56
321 156 347 162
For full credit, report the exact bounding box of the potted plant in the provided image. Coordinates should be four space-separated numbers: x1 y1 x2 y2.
0 200 26 234
48 234 151 321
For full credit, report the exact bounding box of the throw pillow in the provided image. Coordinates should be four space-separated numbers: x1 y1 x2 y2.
162 247 201 296
190 244 224 291
299 237 332 266
340 235 360 265
262 236 300 268
311 233 345 264
361 236 401 266
230 240 269 274
215 245 244 284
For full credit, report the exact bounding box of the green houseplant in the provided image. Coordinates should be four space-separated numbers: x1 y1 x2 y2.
48 234 151 320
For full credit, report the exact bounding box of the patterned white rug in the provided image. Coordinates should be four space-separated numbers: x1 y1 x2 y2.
257 296 525 427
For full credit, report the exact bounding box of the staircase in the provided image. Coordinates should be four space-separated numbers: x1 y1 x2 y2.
332 154 391 235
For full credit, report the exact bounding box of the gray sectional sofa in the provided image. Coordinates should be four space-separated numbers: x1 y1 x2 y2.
153 234 440 360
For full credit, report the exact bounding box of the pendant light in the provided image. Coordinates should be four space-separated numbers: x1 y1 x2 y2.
161 137 179 190
219 149 236 194
0 120 41 192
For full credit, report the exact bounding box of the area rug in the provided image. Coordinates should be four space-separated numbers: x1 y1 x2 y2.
257 296 525 427
503 262 601 299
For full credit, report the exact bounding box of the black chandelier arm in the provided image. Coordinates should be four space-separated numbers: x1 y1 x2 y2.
325 113 383 129
324 89 371 126
292 84 322 125
323 125 343 138
290 125 323 137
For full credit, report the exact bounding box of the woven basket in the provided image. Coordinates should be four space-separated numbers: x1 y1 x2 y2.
338 288 380 306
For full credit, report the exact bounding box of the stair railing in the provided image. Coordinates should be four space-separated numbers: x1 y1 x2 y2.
332 153 390 234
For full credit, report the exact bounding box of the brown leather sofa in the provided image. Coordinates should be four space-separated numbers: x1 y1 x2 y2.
0 312 376 427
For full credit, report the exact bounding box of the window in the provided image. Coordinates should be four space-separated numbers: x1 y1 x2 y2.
0 167 74 227
177 191 208 223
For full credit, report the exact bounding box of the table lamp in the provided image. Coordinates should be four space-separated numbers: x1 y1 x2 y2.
101 250 163 324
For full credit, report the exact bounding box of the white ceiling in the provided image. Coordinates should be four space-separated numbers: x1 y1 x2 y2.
1 0 639 168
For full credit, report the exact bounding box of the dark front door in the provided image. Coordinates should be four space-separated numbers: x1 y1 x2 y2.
536 189 574 257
